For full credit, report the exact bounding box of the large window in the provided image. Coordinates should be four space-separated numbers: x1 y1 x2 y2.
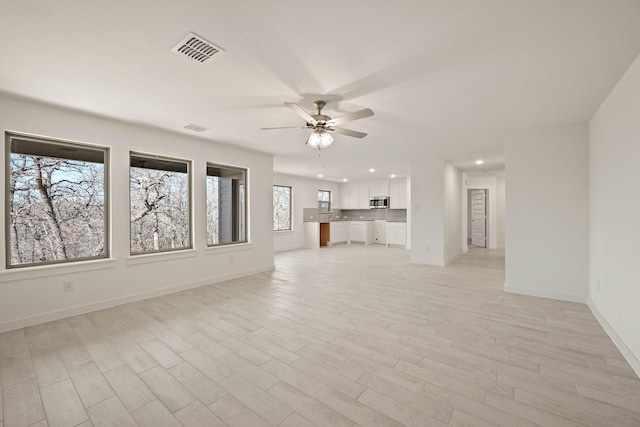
6 133 108 268
130 153 191 254
318 190 331 212
273 185 292 231
207 163 247 246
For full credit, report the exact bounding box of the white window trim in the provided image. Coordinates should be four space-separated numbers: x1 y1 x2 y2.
0 258 116 283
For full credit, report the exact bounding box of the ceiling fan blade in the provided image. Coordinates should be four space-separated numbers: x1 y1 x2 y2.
329 127 367 138
260 126 307 130
326 108 374 127
284 102 317 125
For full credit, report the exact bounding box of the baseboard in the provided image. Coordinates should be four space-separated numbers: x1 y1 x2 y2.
503 284 587 304
0 264 275 333
274 245 304 253
445 251 464 266
587 298 640 378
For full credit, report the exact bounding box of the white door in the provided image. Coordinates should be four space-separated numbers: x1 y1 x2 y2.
471 189 486 248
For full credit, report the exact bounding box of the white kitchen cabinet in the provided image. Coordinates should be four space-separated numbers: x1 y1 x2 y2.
348 221 374 244
329 221 348 245
386 222 407 247
374 220 386 244
369 180 389 197
349 184 360 209
339 186 349 210
304 222 320 248
389 177 407 209
357 183 370 209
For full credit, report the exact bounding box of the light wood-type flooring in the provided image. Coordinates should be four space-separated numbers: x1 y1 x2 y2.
1 245 639 426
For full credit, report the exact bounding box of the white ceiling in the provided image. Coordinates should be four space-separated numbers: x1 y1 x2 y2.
1 1 639 182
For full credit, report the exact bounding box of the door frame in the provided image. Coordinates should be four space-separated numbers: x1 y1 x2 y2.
469 189 487 247
463 186 493 251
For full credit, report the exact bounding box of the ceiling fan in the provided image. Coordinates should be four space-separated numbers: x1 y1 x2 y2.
261 100 374 150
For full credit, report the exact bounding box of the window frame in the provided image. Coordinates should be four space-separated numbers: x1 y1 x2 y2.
206 162 248 247
318 189 331 213
129 151 193 256
273 185 293 232
5 131 110 269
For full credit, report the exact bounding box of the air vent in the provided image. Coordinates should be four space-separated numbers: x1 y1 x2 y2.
172 32 223 63
184 123 210 132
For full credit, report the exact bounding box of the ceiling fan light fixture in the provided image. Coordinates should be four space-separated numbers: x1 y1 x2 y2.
307 129 333 149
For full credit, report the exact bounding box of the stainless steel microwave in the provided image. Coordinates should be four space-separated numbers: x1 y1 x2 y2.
370 197 390 209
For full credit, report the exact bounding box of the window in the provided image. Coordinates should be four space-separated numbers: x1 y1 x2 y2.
207 163 247 246
318 190 331 212
273 185 292 231
130 153 191 254
6 132 108 268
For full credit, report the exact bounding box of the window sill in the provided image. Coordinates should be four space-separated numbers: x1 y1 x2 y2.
0 258 117 283
126 249 197 266
274 230 294 234
205 242 253 255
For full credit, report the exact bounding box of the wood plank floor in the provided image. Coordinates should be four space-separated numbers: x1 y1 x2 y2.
1 245 639 426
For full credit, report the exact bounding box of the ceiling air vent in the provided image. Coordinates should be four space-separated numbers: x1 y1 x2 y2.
172 32 223 63
184 123 209 132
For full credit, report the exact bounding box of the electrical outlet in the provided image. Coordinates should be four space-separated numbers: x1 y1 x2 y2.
425 246 430 252
63 280 74 292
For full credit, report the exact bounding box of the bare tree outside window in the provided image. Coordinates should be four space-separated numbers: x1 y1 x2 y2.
318 190 331 212
207 163 247 246
130 154 191 254
6 133 108 268
273 185 292 231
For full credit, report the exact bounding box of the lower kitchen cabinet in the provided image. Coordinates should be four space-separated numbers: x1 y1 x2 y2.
386 222 407 247
348 221 374 244
329 221 347 245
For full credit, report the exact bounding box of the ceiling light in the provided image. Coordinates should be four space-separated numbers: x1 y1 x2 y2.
369 168 375 172
318 174 323 178
475 160 484 165
307 129 333 149
342 178 348 182
390 174 396 178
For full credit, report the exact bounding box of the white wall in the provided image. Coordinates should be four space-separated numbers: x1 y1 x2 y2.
588 53 640 374
444 162 463 264
410 159 445 266
273 173 341 252
504 124 589 303
496 171 506 249
0 94 274 332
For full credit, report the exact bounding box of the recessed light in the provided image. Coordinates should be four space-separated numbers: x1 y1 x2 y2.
369 168 375 172
475 160 484 165
318 174 323 178
342 178 348 182
390 174 396 178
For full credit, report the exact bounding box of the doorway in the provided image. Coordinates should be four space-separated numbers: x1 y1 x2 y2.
468 189 487 248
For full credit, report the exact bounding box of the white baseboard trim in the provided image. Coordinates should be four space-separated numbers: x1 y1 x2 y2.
445 251 464 266
503 284 587 304
0 264 275 334
587 298 640 378
274 245 305 253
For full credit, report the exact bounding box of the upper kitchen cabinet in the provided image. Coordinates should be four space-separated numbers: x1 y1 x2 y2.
389 177 407 209
357 183 370 208
340 182 369 209
369 180 390 197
